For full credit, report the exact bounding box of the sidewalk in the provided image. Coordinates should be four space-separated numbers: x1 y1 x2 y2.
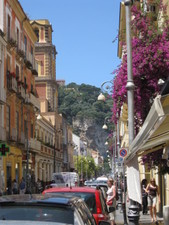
115 205 164 225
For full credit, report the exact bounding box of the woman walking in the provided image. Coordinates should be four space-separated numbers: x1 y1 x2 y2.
146 178 160 223
106 178 116 225
141 179 148 214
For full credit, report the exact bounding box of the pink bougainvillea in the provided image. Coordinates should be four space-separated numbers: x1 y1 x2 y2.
112 2 169 126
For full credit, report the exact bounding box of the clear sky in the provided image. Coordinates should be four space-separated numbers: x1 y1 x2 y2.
19 0 121 87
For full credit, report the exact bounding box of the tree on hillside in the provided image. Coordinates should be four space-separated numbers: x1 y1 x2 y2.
58 83 112 125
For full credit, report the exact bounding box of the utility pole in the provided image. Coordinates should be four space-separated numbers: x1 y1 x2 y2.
124 0 139 224
25 121 30 194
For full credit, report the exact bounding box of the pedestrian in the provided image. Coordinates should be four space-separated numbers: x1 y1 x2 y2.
141 179 148 215
12 179 18 194
106 178 116 225
19 177 26 194
7 176 12 195
36 178 42 193
145 178 160 223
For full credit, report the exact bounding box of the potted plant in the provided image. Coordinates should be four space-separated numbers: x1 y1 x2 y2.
0 29 5 38
24 59 32 70
8 38 17 48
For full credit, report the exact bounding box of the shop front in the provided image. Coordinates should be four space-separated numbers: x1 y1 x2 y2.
3 145 22 192
125 94 169 215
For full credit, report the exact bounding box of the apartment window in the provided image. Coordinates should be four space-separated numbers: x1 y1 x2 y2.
16 65 19 80
31 124 33 138
7 55 11 72
17 28 19 49
31 84 33 94
34 28 39 42
24 120 27 137
31 46 33 64
16 111 19 141
24 35 27 58
6 105 10 139
7 15 11 40
147 5 156 12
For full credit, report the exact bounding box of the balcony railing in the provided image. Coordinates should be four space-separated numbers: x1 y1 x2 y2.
0 126 6 141
17 132 25 145
17 85 26 99
0 87 6 104
29 138 41 152
28 93 40 110
7 73 17 93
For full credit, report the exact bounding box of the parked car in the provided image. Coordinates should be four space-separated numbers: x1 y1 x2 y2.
43 186 109 224
0 194 97 225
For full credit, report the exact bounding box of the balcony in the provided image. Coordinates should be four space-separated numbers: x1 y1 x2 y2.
27 93 40 110
0 87 6 104
29 138 41 152
0 126 6 141
31 60 38 76
17 85 26 99
7 72 17 93
17 132 25 145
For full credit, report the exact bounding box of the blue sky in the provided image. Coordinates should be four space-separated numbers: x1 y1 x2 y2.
19 0 121 87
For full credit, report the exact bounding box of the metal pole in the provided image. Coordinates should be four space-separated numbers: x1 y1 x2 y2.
117 119 122 209
124 0 139 224
125 0 135 143
123 162 128 225
86 160 88 180
81 154 83 181
54 142 56 173
26 121 30 194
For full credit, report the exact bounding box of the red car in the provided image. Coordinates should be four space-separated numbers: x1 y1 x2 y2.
43 186 109 224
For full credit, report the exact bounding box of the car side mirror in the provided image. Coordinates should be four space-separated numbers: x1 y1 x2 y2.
98 221 111 225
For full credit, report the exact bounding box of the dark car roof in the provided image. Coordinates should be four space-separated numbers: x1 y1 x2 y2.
0 194 82 206
43 186 98 194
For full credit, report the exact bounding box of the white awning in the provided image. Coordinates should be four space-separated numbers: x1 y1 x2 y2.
124 94 169 203
125 95 167 164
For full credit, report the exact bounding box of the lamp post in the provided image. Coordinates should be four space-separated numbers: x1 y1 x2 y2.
124 0 139 224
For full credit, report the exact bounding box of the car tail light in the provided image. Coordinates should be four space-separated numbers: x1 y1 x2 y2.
95 192 102 214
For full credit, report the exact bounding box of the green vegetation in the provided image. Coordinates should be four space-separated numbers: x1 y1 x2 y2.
58 83 113 127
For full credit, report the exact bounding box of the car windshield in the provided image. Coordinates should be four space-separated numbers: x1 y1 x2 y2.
53 192 96 214
0 205 74 224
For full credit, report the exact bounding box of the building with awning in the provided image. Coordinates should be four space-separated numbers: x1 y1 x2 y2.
124 92 169 214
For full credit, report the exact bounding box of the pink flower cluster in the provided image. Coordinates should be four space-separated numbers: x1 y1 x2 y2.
112 2 169 126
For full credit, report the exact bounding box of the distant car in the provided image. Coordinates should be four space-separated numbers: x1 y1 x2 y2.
96 176 108 183
43 186 109 225
0 194 97 225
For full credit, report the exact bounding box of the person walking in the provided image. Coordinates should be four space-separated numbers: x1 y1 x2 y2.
146 178 160 223
141 179 148 214
106 178 116 225
12 179 18 194
19 177 26 194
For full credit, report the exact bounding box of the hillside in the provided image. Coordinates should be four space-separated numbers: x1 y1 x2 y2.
58 83 113 155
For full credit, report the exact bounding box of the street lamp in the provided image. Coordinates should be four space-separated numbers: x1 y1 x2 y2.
97 80 113 101
105 141 108 145
102 116 111 130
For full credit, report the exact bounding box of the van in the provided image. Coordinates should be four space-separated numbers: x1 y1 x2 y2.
52 172 79 187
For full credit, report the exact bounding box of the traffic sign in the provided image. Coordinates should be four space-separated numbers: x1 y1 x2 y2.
119 148 127 158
